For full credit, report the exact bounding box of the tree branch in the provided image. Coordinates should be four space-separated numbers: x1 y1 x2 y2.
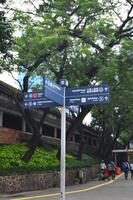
117 4 133 34
126 0 133 7
73 17 85 30
68 5 80 16
10 71 23 91
108 4 133 47
23 40 69 91
28 0 38 11
68 29 103 52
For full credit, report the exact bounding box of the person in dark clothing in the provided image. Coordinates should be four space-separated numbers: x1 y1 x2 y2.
122 161 129 180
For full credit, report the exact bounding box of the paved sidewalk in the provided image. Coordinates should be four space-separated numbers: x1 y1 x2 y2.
0 174 123 199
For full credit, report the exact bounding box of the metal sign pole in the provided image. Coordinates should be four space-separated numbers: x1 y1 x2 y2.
60 86 66 200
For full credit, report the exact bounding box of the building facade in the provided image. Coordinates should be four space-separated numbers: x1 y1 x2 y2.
0 81 100 153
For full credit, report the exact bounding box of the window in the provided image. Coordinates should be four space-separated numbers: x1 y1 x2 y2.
88 137 92 145
93 139 97 146
42 124 54 137
57 128 61 139
75 134 80 143
3 112 22 130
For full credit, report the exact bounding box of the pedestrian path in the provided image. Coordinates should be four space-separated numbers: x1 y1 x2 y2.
0 173 124 200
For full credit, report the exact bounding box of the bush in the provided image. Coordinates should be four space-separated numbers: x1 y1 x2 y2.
0 144 98 175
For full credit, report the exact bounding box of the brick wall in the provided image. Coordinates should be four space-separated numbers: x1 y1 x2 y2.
0 165 99 193
0 128 20 144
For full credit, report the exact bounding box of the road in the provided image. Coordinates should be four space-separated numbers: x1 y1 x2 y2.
1 173 133 200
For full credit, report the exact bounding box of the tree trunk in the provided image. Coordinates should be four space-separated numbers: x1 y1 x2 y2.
67 106 92 141
77 125 84 160
14 94 50 162
22 142 38 162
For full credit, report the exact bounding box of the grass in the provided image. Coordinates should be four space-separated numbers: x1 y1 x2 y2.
66 153 98 169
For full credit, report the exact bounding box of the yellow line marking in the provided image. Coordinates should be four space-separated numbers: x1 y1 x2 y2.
10 173 123 200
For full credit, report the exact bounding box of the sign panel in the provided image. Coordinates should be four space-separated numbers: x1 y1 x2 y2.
65 84 109 106
44 77 64 105
24 91 44 100
23 92 58 108
66 84 109 97
66 93 109 106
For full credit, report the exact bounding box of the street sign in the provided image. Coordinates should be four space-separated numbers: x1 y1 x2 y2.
66 84 109 97
65 84 109 106
24 98 58 108
23 91 79 112
24 91 44 99
66 93 109 106
43 77 64 105
23 92 58 108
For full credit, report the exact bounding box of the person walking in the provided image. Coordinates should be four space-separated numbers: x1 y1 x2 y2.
115 164 121 175
129 162 133 180
99 160 109 181
108 161 116 180
100 160 106 175
122 161 129 180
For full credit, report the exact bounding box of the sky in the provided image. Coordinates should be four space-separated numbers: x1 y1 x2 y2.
0 72 19 88
83 112 92 125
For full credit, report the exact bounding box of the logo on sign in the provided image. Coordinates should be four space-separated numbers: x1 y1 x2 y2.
99 96 104 101
33 102 37 106
32 93 38 98
105 96 108 101
105 87 108 92
81 98 86 103
99 87 104 92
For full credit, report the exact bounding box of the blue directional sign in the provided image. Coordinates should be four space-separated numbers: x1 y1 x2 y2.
23 92 58 108
65 84 109 106
66 84 109 97
24 82 110 108
66 93 109 106
24 91 44 99
43 77 64 105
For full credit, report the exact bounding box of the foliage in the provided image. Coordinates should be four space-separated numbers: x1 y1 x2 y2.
0 0 132 160
0 144 98 175
118 130 132 146
0 2 13 56
0 0 13 75
66 153 98 169
0 143 59 174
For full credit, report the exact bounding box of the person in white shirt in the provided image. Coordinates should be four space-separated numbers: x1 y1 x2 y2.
130 162 133 180
100 160 106 175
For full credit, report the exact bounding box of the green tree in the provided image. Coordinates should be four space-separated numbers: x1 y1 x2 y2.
90 38 133 159
0 0 13 71
3 0 133 160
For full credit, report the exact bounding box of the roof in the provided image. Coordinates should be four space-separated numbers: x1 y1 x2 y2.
112 149 133 153
0 80 22 98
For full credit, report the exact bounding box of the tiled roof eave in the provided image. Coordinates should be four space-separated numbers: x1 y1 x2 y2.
0 81 22 100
